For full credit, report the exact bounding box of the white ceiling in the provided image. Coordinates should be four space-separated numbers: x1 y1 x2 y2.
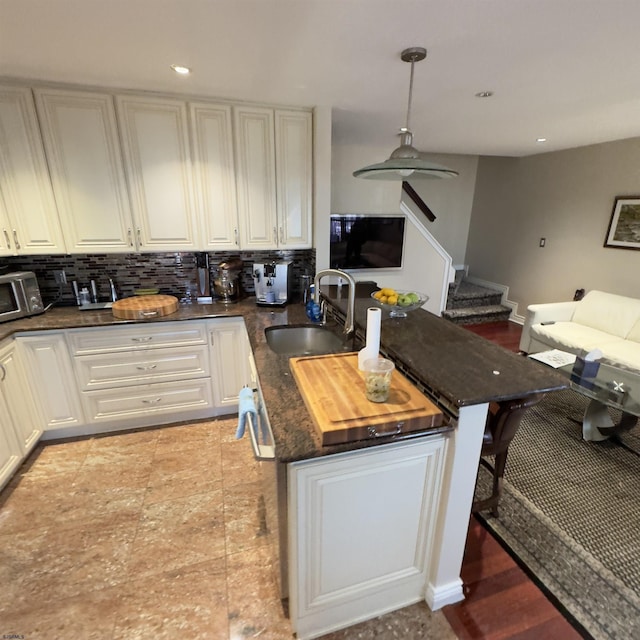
2 0 640 157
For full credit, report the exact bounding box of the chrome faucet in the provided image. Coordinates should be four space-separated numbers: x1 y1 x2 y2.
313 268 356 336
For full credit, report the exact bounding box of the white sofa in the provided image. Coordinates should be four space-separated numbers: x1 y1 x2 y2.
519 290 640 370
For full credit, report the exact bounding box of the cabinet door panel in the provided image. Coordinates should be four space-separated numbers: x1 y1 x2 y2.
35 88 135 252
18 333 85 431
234 107 277 249
190 102 239 249
0 340 41 453
289 437 446 639
0 390 22 491
117 96 198 251
0 85 66 255
209 318 250 408
275 110 313 248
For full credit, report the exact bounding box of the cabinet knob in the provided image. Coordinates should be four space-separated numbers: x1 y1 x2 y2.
141 397 162 404
12 229 20 250
131 336 153 342
234 228 239 245
137 228 142 245
128 228 134 247
279 226 284 244
136 364 157 371
2 229 10 250
273 227 277 243
0 363 5 382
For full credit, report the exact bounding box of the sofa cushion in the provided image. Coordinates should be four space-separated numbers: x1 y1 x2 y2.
571 290 640 338
531 321 626 353
626 318 640 343
599 341 640 372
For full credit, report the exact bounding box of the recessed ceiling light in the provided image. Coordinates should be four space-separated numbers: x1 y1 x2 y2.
475 91 494 98
170 64 191 75
536 137 547 143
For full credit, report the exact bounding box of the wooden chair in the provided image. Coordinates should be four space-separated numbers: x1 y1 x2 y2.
473 393 544 517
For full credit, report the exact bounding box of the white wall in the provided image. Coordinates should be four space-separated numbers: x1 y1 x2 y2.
327 142 479 302
465 137 640 314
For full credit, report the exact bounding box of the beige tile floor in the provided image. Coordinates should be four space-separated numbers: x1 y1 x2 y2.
0 417 456 640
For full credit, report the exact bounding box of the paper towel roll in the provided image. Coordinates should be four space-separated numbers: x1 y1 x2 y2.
358 307 381 370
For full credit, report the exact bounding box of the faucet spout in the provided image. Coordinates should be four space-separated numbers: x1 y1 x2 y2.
313 269 357 336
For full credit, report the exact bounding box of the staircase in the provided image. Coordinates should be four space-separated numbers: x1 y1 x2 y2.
443 276 511 325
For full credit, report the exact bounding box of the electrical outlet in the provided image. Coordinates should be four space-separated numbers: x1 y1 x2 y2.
53 269 67 284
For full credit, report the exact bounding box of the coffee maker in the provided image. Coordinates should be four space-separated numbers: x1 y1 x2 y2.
253 261 292 306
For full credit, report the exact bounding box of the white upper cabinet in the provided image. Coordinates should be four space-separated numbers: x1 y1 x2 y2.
234 106 278 249
116 95 198 251
0 85 66 255
275 109 313 248
189 102 239 250
34 88 136 253
235 106 313 250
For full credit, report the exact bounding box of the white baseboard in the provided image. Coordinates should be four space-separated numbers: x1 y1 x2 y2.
425 578 464 610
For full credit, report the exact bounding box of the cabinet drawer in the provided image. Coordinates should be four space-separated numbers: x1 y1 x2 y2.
81 379 214 424
74 345 210 390
68 322 207 354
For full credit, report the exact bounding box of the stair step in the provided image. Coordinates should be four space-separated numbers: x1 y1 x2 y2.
442 305 511 325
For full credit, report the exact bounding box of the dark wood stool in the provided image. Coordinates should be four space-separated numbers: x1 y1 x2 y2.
473 393 544 517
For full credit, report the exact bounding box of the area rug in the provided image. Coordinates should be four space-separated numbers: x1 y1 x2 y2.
474 388 640 640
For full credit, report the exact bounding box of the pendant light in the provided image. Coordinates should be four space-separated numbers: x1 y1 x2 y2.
353 47 458 180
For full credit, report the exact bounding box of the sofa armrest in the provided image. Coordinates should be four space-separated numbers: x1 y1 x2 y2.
519 301 579 353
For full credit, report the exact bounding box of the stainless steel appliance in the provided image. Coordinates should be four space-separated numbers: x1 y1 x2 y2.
0 271 44 323
253 261 292 307
245 351 288 600
213 259 242 303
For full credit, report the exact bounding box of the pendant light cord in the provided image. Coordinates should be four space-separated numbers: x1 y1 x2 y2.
405 59 415 132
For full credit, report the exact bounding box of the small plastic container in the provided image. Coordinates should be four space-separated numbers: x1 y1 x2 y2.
363 357 395 403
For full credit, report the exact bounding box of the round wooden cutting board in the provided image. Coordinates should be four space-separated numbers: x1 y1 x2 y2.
111 294 179 320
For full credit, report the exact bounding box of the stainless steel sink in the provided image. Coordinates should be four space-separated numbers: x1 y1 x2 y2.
265 325 349 356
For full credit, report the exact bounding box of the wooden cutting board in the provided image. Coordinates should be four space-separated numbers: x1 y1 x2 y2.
290 352 443 446
111 294 179 320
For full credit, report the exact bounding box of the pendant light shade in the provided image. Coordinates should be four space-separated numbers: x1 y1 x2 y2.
353 47 458 181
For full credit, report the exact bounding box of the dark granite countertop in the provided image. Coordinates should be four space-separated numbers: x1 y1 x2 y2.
323 284 568 410
1 291 567 464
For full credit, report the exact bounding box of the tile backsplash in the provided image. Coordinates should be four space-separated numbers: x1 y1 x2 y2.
3 249 315 306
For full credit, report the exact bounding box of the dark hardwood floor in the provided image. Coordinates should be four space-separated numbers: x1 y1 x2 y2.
442 321 585 640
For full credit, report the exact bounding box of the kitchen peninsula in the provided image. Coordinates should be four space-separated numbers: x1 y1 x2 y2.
0 291 567 640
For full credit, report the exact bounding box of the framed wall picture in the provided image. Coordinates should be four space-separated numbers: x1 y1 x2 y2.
604 196 640 250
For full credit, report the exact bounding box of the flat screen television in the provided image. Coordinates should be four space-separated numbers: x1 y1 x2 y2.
329 215 405 270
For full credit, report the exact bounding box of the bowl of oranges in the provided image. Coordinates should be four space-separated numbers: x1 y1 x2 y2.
371 288 429 318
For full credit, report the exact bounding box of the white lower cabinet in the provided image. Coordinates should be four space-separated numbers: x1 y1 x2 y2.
288 436 447 640
208 317 251 408
1 317 250 482
0 339 41 455
18 333 85 431
0 390 22 490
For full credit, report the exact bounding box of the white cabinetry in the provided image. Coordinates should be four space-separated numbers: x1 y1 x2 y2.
275 109 313 248
18 333 85 431
68 322 213 428
189 102 239 250
289 436 446 640
208 317 251 409
0 85 66 255
235 106 312 249
0 339 42 456
0 384 22 490
34 88 136 252
116 95 198 251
